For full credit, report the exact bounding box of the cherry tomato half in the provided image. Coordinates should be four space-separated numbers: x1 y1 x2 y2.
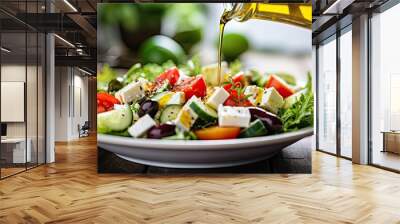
97 92 120 113
155 67 180 86
173 75 207 100
265 74 294 98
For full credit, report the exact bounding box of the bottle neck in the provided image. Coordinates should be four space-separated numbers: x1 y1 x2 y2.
222 3 254 23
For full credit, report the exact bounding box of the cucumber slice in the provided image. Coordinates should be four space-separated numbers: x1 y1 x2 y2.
189 100 217 122
97 106 132 134
239 119 268 138
160 105 182 123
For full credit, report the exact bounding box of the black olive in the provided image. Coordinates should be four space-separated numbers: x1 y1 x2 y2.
147 124 176 139
138 100 159 118
249 107 283 133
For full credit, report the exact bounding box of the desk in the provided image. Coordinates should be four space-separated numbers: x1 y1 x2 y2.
1 138 31 163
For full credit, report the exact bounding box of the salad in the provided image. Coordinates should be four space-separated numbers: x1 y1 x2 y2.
97 59 313 140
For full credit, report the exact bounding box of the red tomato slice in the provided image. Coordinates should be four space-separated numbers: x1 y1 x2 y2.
97 105 106 113
97 92 120 113
155 67 180 86
224 96 252 107
223 83 232 91
222 82 252 107
173 75 207 100
265 74 294 98
97 92 120 105
232 72 246 85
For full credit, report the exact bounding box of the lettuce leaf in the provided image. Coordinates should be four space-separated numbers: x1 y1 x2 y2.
98 64 117 92
123 61 176 84
279 72 314 132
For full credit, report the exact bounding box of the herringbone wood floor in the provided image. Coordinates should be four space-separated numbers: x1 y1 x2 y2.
1 135 400 224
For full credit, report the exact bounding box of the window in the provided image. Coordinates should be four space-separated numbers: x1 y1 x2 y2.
317 37 337 154
339 28 352 158
370 3 400 171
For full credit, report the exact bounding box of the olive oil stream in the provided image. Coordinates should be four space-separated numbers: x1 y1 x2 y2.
217 16 227 86
217 3 312 85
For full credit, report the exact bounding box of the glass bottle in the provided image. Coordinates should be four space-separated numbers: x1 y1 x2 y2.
222 3 312 29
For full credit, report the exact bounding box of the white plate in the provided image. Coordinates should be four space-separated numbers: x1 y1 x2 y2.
98 127 314 168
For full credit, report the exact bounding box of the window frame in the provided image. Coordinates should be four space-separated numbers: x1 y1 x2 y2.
315 23 353 160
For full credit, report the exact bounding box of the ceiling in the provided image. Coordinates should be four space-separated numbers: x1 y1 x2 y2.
0 0 98 73
312 0 391 44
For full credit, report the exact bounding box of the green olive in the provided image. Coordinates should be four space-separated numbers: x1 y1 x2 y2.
108 79 123 93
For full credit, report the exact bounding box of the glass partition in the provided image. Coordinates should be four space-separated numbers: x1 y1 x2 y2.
0 1 46 179
1 30 28 177
317 36 337 154
27 30 38 169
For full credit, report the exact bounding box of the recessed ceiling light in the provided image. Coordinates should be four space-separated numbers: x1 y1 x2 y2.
54 34 75 48
78 67 93 76
63 0 78 12
1 47 11 53
322 0 354 15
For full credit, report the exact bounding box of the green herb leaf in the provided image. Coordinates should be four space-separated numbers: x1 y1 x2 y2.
279 74 314 132
179 55 202 76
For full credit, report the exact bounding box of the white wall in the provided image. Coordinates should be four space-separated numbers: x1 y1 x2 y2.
54 67 89 141
55 67 69 141
71 73 89 138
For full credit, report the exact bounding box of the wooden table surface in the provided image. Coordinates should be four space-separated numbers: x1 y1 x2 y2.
98 137 312 174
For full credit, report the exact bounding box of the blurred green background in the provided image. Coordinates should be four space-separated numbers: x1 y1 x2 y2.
97 3 311 82
98 3 249 67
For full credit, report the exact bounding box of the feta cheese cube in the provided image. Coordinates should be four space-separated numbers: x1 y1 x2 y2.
115 80 144 104
168 92 185 105
283 89 307 109
152 91 185 107
113 104 128 111
128 114 156 138
260 87 284 114
174 96 199 131
244 85 264 106
206 87 230 110
152 92 173 107
218 105 251 128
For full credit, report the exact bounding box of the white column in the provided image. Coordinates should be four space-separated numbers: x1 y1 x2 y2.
46 1 55 163
352 14 369 164
46 33 55 163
